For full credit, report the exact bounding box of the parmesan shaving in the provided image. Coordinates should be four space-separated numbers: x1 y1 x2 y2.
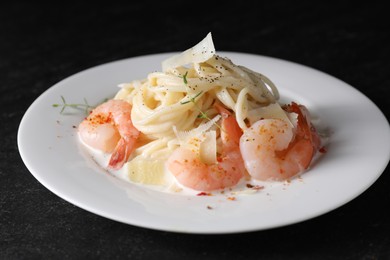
173 115 221 144
162 32 215 72
199 131 217 165
127 158 166 185
247 103 293 127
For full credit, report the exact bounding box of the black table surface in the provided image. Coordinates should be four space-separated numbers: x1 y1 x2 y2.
2 2 389 259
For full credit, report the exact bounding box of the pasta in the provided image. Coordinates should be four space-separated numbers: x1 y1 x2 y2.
79 33 322 192
115 35 280 161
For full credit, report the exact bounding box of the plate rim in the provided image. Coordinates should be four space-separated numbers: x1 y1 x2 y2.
18 52 390 234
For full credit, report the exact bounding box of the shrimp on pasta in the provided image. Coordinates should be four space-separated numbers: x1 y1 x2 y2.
166 104 245 191
240 102 321 181
77 32 323 192
78 99 140 170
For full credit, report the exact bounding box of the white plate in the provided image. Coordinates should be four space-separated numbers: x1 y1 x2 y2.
18 52 390 234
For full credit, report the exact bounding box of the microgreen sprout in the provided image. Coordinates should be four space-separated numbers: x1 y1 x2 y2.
179 71 189 84
180 91 202 105
181 91 222 131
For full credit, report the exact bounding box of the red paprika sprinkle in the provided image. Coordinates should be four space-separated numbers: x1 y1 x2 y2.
197 192 211 196
319 146 327 153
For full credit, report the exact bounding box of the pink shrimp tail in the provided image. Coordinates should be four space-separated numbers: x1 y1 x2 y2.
282 102 321 170
214 103 243 147
284 102 321 153
108 136 139 170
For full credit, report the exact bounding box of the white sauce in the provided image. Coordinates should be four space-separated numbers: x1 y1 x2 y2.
78 127 329 196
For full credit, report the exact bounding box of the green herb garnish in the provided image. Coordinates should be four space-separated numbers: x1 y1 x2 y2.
180 91 202 105
179 71 189 85
181 91 222 130
52 96 94 115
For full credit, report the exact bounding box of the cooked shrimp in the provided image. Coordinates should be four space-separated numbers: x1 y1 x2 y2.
240 102 320 181
78 99 140 170
167 105 245 191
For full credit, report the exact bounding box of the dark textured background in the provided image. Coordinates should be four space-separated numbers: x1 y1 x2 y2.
1 1 389 259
